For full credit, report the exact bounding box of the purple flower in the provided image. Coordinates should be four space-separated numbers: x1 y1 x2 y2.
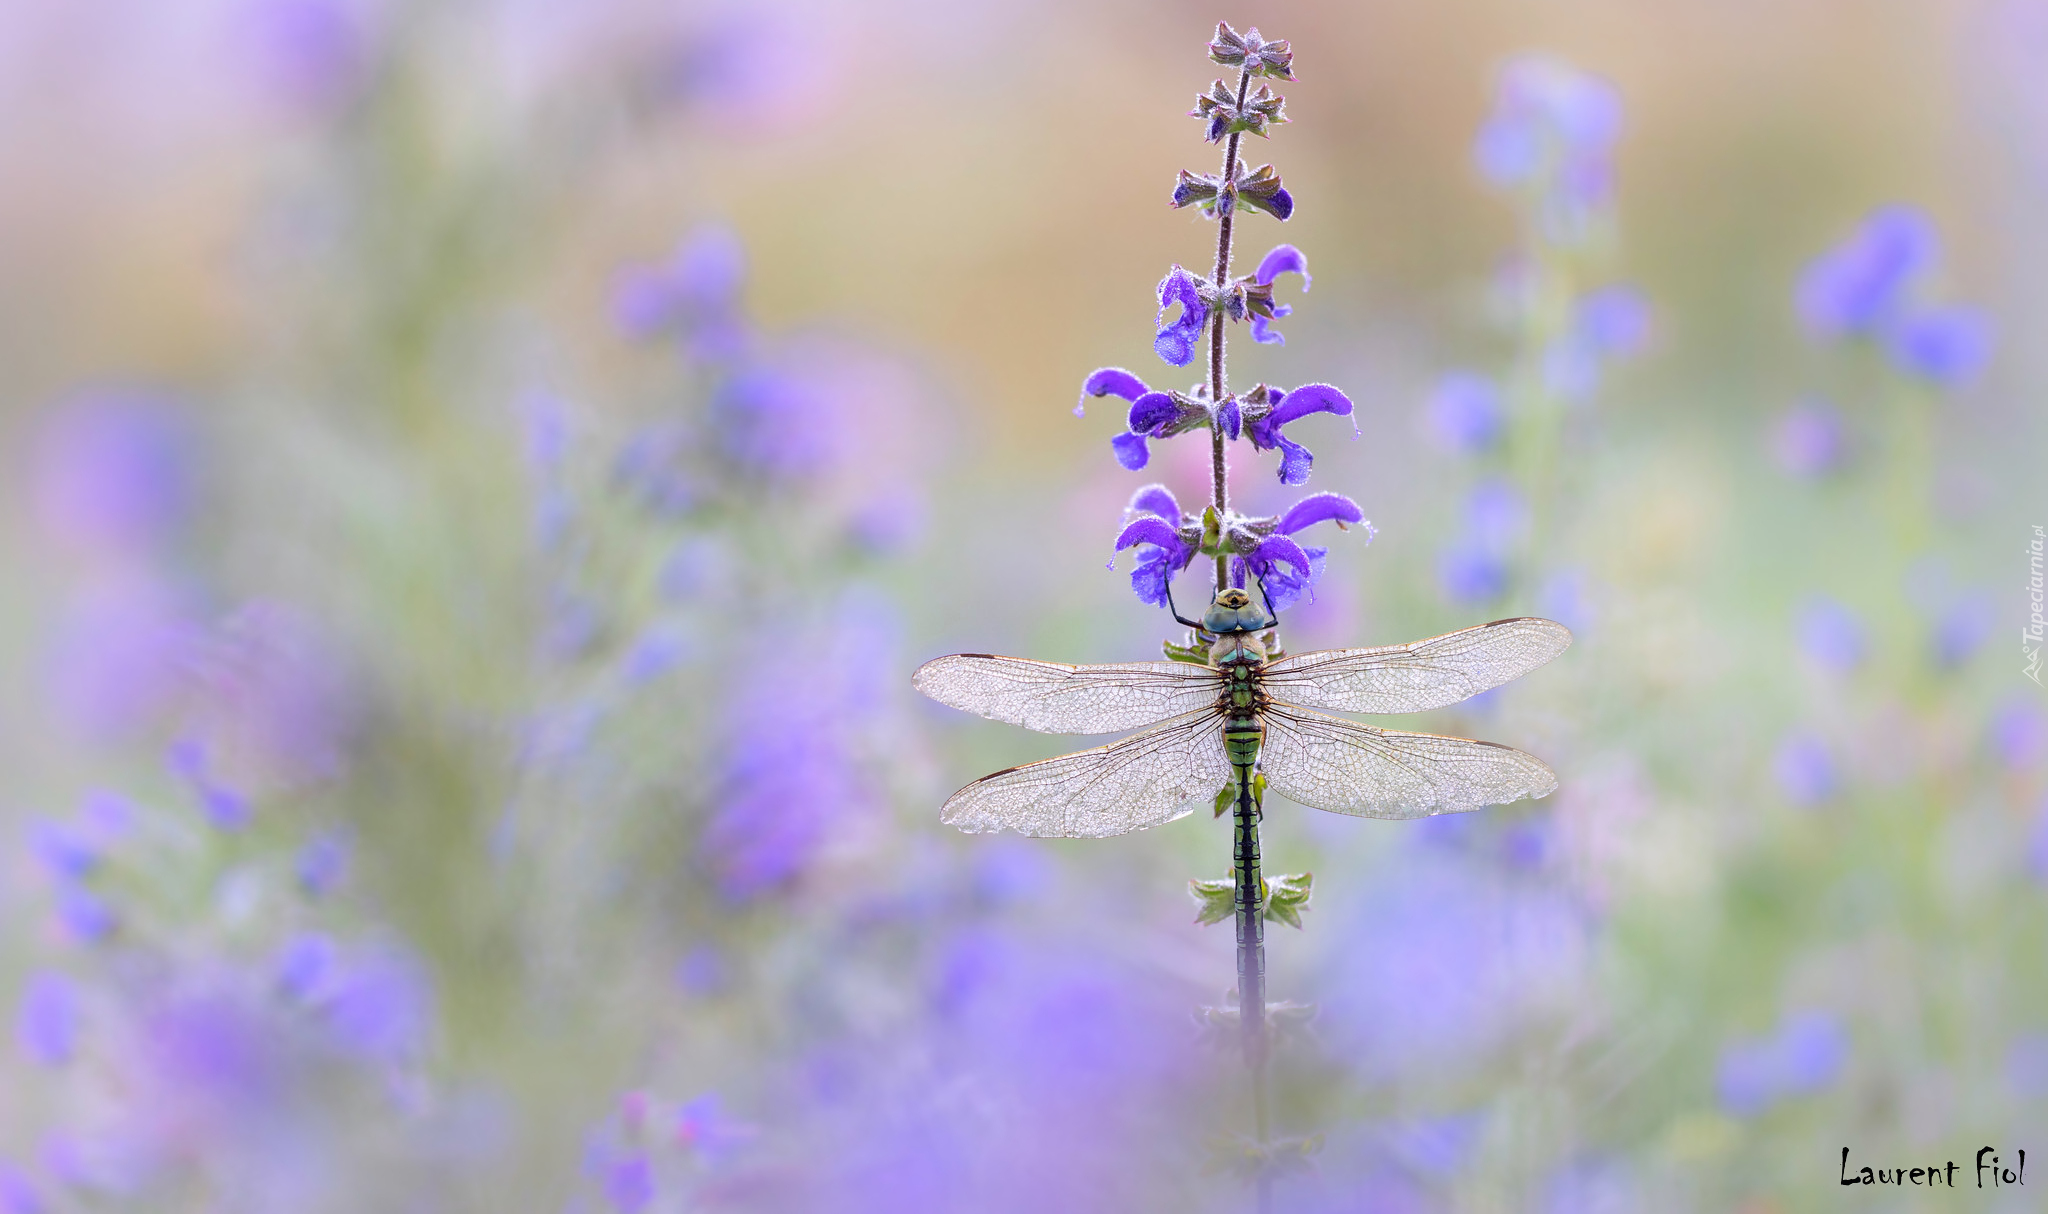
713 367 843 479
321 947 434 1062
1717 1012 1847 1117
675 1094 755 1160
1223 493 1367 612
275 933 335 1002
1887 307 1993 386
1245 383 1355 485
1112 391 1189 471
29 819 100 881
1797 206 1936 339
1545 285 1650 403
296 832 351 897
0 1161 42 1214
611 226 749 358
1438 544 1510 606
1931 592 1993 667
1249 244 1310 345
169 739 252 831
1991 699 2048 770
1114 515 1199 608
706 605 894 899
16 973 78 1067
1153 265 1208 366
1770 399 1846 478
1795 597 1866 672
1473 56 1622 242
29 391 193 556
54 884 116 944
1425 372 1504 454
603 1154 653 1213
1072 366 1150 419
1772 732 1837 805
243 0 371 109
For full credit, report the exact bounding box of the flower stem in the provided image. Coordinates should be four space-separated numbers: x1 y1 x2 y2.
1208 66 1251 593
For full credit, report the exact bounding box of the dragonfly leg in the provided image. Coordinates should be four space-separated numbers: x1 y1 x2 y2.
1162 569 1206 632
1253 574 1280 631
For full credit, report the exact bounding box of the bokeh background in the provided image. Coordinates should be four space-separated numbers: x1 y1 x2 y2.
2 0 2045 1210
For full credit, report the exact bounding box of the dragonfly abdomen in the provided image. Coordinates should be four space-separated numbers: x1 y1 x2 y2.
1223 714 1264 773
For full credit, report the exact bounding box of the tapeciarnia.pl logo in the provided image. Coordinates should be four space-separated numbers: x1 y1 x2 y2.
2027 525 2044 686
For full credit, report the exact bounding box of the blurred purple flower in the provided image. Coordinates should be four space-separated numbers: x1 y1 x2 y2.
674 1094 755 1161
242 0 370 109
1153 265 1207 366
1248 244 1310 345
1545 286 1650 404
612 226 749 358
1795 596 1867 672
1438 544 1510 606
1538 567 1595 635
1770 398 1846 478
1992 699 2048 770
603 1154 653 1213
0 1162 41 1214
1887 307 1993 386
321 947 434 1063
43 586 198 740
169 739 253 832
54 884 116 944
1318 853 1588 1074
1797 206 1936 339
676 945 728 997
1464 479 1529 547
705 603 896 899
29 391 193 557
1772 732 1837 805
1424 372 1504 454
16 973 79 1067
1246 383 1354 485
713 367 845 480
1473 56 1622 242
296 832 351 897
28 819 100 881
1717 1011 1847 1117
1931 592 1994 667
275 933 336 1003
188 602 361 788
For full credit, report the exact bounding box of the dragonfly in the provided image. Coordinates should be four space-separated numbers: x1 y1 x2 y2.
913 581 1571 837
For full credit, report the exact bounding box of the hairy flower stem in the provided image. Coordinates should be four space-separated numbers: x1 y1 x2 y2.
1208 66 1251 594
1206 64 1275 1214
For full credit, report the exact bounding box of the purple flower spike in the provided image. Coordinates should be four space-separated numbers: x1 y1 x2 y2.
1075 367 1150 419
1114 517 1198 607
1276 492 1365 535
1154 266 1208 367
1246 383 1354 485
1126 392 1179 433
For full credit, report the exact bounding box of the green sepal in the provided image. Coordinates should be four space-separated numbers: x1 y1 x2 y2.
1263 871 1312 928
1163 638 1211 666
1189 876 1235 924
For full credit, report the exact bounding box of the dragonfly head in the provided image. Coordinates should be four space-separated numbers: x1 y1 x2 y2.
1203 587 1267 635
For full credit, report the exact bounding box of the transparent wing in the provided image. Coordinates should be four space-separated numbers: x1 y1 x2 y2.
1259 617 1572 715
1260 704 1557 819
914 653 1223 734
939 707 1231 838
